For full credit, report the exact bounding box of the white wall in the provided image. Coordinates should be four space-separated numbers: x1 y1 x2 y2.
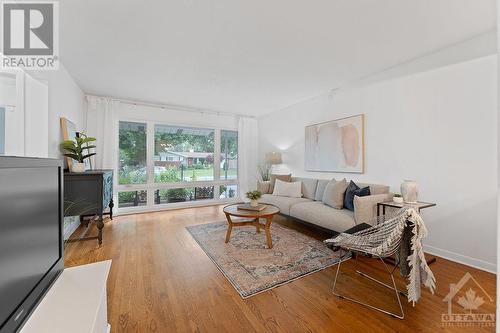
24 75 49 157
116 102 238 130
29 64 85 158
0 73 24 156
259 55 497 272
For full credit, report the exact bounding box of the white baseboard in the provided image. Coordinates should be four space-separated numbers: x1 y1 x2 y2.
424 244 496 274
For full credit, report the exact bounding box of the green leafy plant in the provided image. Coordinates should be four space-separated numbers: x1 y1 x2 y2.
246 190 262 200
61 136 96 163
394 193 402 198
164 188 189 202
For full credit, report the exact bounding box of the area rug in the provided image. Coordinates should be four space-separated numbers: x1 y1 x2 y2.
186 221 345 298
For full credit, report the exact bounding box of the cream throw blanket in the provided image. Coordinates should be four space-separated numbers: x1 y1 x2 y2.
326 208 436 305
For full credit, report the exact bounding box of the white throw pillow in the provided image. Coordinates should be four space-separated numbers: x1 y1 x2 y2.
272 179 303 198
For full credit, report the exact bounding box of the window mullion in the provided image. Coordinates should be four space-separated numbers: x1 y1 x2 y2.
214 128 221 198
146 121 155 207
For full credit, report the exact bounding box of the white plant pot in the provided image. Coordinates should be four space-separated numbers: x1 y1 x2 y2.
71 162 86 173
393 196 403 204
401 180 419 203
250 199 259 207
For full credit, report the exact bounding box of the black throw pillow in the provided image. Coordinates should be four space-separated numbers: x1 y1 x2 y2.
344 181 371 211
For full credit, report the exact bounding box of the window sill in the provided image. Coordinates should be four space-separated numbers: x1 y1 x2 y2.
116 197 240 216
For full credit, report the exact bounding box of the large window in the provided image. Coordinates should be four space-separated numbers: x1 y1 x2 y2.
116 121 238 211
119 121 147 184
220 130 237 180
155 125 214 183
154 186 214 205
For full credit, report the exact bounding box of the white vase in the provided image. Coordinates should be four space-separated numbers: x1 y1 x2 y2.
401 180 418 203
250 199 259 207
71 162 86 173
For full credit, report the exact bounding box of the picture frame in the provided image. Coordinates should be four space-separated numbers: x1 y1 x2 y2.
305 114 365 173
60 117 77 170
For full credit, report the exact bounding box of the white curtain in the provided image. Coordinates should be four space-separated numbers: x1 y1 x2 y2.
238 117 259 198
85 96 120 170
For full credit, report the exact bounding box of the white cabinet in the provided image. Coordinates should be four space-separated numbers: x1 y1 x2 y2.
20 260 112 333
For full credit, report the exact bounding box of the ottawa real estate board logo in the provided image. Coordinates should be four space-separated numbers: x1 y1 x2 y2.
1 1 59 70
442 272 495 328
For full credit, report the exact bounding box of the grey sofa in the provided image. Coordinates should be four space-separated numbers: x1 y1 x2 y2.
258 177 393 233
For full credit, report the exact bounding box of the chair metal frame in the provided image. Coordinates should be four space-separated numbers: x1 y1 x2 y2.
332 251 406 319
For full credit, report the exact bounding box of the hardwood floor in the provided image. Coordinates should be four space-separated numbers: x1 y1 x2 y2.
64 205 496 333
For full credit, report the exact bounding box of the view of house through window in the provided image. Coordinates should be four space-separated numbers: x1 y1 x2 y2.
155 125 215 183
117 121 238 209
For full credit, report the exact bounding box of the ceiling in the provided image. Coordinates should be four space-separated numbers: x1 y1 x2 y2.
59 0 496 116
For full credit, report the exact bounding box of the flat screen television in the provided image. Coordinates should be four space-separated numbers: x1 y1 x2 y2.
0 156 64 333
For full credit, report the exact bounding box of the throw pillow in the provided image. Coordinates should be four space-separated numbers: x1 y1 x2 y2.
272 179 302 198
315 178 334 201
322 178 348 209
269 174 292 193
344 180 371 211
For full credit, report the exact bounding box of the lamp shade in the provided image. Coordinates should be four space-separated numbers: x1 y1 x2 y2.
265 152 282 165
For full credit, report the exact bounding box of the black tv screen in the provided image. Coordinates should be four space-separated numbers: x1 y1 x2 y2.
0 157 63 333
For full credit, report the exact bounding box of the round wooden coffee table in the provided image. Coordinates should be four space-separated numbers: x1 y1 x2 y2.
223 203 280 249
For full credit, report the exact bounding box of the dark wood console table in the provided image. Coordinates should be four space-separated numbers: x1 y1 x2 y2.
64 170 113 245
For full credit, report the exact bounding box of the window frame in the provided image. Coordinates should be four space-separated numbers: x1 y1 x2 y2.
116 118 239 213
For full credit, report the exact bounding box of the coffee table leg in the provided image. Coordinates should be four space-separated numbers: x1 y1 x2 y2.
255 218 261 233
265 216 273 249
224 213 233 243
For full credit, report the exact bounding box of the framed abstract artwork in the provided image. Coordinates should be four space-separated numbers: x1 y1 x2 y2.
305 114 365 173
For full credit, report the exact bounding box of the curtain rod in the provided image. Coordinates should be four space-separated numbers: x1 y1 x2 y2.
85 94 255 119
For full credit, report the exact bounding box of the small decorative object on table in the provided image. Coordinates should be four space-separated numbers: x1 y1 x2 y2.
61 136 96 173
401 180 419 203
246 190 262 207
237 203 266 211
393 193 403 204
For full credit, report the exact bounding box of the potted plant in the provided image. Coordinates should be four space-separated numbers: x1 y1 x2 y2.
61 136 96 172
393 193 403 204
258 164 271 181
246 190 262 207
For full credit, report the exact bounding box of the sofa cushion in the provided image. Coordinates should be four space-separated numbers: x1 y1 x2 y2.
269 174 292 193
292 177 318 200
357 182 389 195
315 179 331 201
272 179 302 198
260 194 311 215
290 202 356 232
322 179 347 209
354 193 393 225
344 181 371 211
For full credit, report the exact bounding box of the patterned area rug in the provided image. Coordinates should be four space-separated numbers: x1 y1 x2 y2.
186 221 344 298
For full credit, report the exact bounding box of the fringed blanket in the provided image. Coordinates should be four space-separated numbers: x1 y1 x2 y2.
325 208 436 305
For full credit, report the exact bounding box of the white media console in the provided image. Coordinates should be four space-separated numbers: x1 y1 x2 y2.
20 260 112 333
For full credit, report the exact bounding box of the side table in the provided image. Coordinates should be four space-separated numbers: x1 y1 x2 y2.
377 201 437 265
